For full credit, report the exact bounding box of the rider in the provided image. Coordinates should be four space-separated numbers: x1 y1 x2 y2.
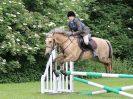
67 11 97 57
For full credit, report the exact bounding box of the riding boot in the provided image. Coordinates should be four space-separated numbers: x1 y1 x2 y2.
88 42 97 58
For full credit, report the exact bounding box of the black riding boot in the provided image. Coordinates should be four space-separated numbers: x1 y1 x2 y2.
88 41 97 57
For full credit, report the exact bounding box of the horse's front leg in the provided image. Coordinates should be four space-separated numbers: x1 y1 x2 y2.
60 54 73 76
53 53 64 64
52 53 65 77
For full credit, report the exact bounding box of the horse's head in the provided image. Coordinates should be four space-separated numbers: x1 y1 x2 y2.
44 27 68 55
45 34 55 55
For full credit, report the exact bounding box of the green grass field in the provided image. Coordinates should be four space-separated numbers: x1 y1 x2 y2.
0 78 133 99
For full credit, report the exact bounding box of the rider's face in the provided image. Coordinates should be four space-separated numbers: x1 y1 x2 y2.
68 16 75 21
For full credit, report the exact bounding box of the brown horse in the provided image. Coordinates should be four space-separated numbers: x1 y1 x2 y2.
45 27 113 74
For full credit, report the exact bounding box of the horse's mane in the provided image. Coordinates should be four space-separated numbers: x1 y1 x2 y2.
48 26 66 35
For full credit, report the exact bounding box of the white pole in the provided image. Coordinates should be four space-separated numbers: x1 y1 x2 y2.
70 62 74 92
41 75 45 93
66 62 68 91
62 64 65 91
50 58 53 91
52 49 57 93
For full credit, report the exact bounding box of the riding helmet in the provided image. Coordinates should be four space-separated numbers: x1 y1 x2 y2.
67 11 76 17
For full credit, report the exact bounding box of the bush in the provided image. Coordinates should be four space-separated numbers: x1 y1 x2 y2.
0 0 48 82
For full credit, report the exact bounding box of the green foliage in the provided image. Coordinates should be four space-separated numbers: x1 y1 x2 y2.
0 0 48 82
85 1 133 61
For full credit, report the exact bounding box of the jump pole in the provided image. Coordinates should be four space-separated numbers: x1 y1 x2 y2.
80 85 133 95
66 71 133 78
74 77 133 98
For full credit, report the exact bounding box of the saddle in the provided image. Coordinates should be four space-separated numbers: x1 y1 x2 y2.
78 35 97 51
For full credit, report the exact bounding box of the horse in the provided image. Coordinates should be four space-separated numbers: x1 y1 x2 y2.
45 27 113 76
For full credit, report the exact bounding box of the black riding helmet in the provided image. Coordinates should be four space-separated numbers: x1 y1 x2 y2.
67 11 76 17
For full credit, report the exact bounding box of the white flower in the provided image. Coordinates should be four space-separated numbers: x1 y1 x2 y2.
18 2 22 4
16 38 20 42
34 47 39 49
3 59 6 63
48 22 56 27
111 22 114 24
48 12 51 15
11 35 14 38
0 19 4 22
16 49 20 52
93 9 97 11
128 27 132 30
38 24 42 28
23 23 27 26
80 18 84 21
12 14 16 17
2 60 6 64
8 42 11 47
22 45 26 48
16 12 20 15
7 26 12 30
108 25 110 27
17 31 20 34
3 2 6 4
28 47 32 50
82 0 86 3
33 25 36 28
24 50 28 53
96 32 99 33
1 46 4 48
34 34 40 38
5 13 9 15
9 1 12 3
35 44 39 47
129 18 132 20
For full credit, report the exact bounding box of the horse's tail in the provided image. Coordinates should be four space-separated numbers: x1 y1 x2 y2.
106 40 113 66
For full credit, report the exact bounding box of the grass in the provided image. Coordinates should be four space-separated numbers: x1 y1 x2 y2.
0 78 133 99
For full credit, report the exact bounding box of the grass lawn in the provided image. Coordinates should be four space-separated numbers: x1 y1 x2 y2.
0 78 133 99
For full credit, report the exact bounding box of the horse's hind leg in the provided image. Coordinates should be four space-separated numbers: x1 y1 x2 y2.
105 63 112 73
99 57 112 73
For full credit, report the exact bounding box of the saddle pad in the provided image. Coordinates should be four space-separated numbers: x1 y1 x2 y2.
78 36 97 51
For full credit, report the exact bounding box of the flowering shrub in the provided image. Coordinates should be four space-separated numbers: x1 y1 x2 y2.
0 0 48 81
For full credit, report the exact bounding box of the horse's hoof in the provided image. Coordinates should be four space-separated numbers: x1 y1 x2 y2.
52 69 59 77
60 70 68 76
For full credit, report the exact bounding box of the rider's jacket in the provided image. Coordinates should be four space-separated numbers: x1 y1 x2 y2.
68 18 90 36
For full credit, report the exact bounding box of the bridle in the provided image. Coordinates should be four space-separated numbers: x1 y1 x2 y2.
45 37 55 51
45 33 75 53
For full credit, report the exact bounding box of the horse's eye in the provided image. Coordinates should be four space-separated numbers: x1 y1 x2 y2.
49 41 52 43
